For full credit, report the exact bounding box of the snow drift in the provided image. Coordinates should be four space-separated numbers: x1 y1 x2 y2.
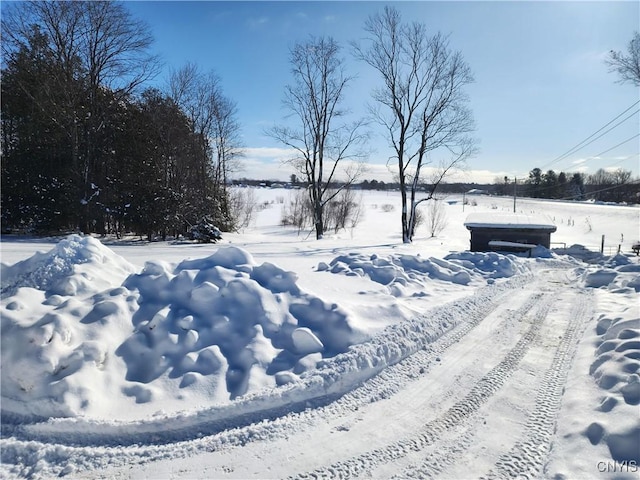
1 236 364 418
1 235 536 421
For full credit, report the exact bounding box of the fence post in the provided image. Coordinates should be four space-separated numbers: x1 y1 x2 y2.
600 234 605 254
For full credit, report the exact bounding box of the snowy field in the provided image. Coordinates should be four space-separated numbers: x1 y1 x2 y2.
1 188 639 479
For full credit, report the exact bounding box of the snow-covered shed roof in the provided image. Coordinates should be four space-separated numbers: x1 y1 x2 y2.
464 213 557 231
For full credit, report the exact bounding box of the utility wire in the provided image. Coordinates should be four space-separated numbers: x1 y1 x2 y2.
544 108 639 169
554 134 640 173
569 134 640 171
589 133 640 158
515 167 639 197
555 179 640 202
602 152 640 170
519 146 638 197
541 100 640 170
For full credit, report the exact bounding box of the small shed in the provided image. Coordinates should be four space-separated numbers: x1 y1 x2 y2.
464 213 557 253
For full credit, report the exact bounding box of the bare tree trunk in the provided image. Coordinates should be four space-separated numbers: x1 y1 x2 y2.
268 36 368 241
169 63 242 230
354 6 477 243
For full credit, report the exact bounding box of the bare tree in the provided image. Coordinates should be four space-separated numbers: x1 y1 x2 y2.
353 6 476 243
228 187 257 231
586 168 637 203
268 36 368 239
169 62 221 182
169 63 243 225
425 199 448 238
211 95 244 188
607 32 640 86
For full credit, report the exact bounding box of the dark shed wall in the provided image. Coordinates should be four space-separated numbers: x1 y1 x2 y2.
469 227 553 251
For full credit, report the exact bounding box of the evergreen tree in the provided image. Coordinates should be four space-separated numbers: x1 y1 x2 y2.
542 170 559 198
527 168 543 198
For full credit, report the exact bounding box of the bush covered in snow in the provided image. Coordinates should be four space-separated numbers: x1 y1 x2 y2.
189 218 223 243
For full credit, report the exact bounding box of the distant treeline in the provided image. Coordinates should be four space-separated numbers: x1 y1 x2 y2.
494 168 638 203
233 167 639 204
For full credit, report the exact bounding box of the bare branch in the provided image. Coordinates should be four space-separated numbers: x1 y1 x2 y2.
353 6 477 242
267 36 369 239
606 31 640 86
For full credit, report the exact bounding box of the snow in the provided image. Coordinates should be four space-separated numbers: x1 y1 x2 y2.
464 212 558 230
1 189 639 479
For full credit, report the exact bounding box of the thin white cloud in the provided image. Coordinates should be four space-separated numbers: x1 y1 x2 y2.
243 147 298 160
247 16 269 29
235 147 522 185
565 49 610 75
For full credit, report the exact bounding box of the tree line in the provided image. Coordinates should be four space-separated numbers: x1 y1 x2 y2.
493 168 638 203
1 1 242 239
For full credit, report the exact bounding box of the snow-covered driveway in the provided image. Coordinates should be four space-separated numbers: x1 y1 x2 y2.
46 265 595 479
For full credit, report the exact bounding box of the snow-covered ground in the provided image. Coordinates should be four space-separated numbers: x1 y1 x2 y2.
1 189 639 479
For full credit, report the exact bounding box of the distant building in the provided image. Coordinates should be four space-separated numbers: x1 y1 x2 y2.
464 213 557 253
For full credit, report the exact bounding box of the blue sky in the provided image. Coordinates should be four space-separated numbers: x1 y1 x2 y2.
125 1 639 184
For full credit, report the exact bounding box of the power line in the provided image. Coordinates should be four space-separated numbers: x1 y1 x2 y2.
541 100 640 170
602 152 640 170
555 178 640 202
589 133 640 158
557 134 640 172
515 168 639 197
545 108 639 169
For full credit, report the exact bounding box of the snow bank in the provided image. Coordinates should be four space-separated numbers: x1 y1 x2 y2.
317 250 528 297
444 251 530 278
119 248 359 401
579 253 640 292
1 235 534 421
1 236 364 419
1 236 138 417
567 252 640 465
589 310 640 463
1 234 135 298
553 244 612 264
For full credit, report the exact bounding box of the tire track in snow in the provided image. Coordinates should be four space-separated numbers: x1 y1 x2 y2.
292 292 555 480
320 275 540 410
390 274 593 479
481 288 594 480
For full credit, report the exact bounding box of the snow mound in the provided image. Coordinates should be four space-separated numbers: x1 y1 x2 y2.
444 251 529 278
119 249 358 401
1 239 362 419
580 254 640 292
590 313 640 463
553 244 608 264
317 251 527 297
1 234 136 298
